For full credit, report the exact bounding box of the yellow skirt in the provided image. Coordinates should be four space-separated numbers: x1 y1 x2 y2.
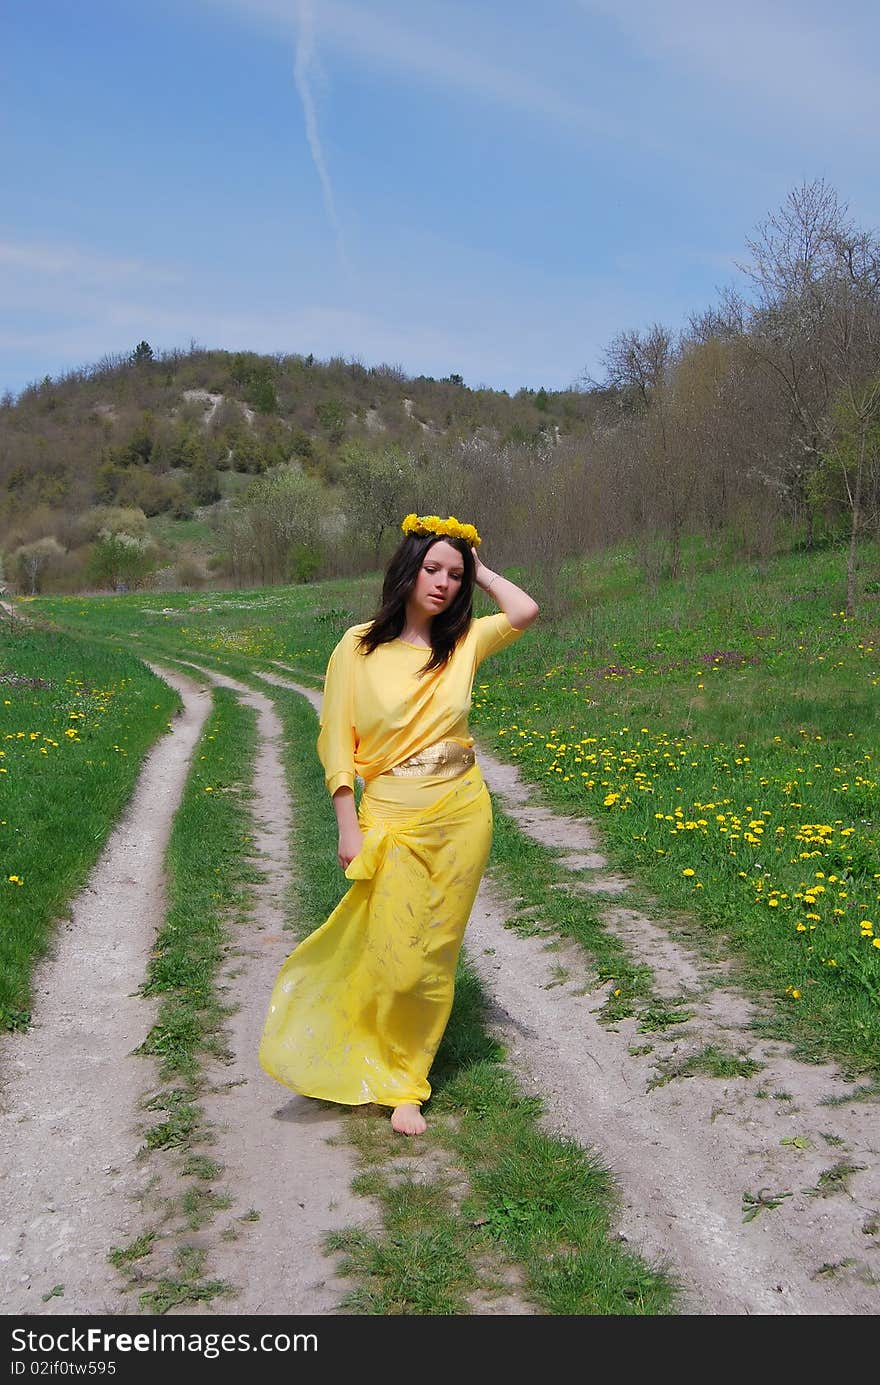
258 763 492 1108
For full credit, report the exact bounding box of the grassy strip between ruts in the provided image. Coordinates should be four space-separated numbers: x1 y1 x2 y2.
109 683 263 1314
488 804 694 1033
0 617 180 1030
273 681 678 1316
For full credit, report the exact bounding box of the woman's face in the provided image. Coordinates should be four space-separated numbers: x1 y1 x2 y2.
408 540 464 621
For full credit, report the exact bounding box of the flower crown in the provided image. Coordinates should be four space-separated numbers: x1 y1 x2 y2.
401 513 482 547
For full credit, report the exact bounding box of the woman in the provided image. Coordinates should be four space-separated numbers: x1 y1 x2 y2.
259 513 539 1135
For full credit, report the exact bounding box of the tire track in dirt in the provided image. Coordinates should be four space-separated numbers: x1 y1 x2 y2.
257 672 880 1315
169 662 375 1314
0 668 209 1313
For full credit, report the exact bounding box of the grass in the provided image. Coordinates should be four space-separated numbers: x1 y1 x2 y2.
437 1065 675 1314
647 1044 765 1090
327 1175 480 1315
147 514 216 546
17 532 880 1311
0 617 179 1030
137 1246 235 1315
107 1231 157 1269
138 686 261 1083
488 802 688 1029
803 1160 866 1197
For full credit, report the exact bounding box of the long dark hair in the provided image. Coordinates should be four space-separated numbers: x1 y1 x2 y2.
357 533 476 673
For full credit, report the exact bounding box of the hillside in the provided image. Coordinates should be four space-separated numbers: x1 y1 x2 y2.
0 343 603 517
0 342 613 594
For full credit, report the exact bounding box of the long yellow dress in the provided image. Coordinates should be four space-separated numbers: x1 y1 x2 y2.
258 612 524 1108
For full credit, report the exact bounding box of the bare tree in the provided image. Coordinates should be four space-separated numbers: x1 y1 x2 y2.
737 180 880 574
337 443 418 561
12 536 66 594
600 324 700 575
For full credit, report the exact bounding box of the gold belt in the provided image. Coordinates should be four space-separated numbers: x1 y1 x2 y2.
388 740 476 778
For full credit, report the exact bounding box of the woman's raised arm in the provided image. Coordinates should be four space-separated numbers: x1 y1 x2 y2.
471 548 539 630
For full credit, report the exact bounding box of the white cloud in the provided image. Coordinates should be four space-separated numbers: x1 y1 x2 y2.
197 0 645 145
0 240 181 284
577 0 880 130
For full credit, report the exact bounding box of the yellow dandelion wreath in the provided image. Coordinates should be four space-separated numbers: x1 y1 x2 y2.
401 513 482 547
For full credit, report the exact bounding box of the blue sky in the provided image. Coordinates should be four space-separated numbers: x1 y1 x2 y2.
3 0 879 397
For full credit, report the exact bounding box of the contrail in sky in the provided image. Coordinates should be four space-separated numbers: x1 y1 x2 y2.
295 0 349 272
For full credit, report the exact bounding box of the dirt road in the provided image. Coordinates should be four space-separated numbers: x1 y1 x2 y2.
1 660 878 1315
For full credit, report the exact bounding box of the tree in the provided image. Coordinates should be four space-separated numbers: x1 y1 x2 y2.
737 181 880 555
130 340 154 366
86 529 157 591
120 412 155 465
11 537 64 594
601 324 695 575
337 444 418 560
116 469 189 517
186 461 222 506
316 399 347 446
815 382 880 613
74 505 149 544
217 465 327 585
248 371 278 415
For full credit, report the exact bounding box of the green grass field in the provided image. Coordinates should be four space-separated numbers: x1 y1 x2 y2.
7 534 878 1313
0 620 179 1028
22 537 880 1074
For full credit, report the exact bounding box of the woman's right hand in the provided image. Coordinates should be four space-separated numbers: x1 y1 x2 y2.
337 823 364 871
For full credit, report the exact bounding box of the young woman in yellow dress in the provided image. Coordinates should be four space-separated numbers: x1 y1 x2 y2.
259 513 539 1135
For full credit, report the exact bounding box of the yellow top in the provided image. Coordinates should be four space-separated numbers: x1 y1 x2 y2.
317 612 524 795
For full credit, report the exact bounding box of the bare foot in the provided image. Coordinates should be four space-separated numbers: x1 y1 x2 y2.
391 1103 427 1136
